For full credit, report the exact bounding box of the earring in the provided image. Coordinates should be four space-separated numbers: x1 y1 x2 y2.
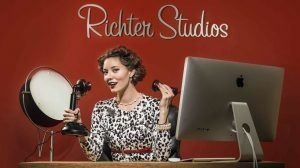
129 75 134 81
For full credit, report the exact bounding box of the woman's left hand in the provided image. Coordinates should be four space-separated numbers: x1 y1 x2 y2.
157 82 175 124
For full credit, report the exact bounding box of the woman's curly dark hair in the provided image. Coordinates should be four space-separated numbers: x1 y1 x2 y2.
98 46 146 85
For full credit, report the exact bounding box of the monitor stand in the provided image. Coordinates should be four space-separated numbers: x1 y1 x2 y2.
230 102 264 162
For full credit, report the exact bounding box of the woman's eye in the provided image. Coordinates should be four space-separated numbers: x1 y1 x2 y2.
112 69 119 73
102 70 108 75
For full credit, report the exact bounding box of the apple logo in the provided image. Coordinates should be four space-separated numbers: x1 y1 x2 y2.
236 75 244 87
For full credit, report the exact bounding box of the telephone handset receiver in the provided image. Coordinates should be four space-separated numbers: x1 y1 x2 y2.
61 79 91 136
152 80 179 96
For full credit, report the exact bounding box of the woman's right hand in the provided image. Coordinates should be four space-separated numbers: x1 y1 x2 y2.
63 108 82 124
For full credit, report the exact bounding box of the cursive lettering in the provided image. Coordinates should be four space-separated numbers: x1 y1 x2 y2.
158 5 229 39
78 4 154 38
78 4 230 39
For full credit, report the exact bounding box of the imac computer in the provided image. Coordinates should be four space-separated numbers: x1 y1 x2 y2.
176 57 284 162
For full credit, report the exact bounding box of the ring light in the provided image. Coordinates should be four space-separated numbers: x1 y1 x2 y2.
19 67 72 128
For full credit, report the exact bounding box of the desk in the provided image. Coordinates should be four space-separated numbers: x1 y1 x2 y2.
19 161 284 168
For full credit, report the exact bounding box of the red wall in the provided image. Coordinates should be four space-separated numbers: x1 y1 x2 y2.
1 0 299 167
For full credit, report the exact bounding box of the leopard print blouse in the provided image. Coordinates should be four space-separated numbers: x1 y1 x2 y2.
79 94 171 161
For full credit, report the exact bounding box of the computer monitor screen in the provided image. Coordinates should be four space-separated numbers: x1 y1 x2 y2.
176 57 284 142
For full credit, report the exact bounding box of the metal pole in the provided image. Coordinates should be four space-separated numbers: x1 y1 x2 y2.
50 130 54 161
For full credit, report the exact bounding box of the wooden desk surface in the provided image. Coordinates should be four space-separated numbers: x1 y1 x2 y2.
19 161 284 168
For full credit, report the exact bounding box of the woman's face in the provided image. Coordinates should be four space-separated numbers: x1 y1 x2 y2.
102 57 134 93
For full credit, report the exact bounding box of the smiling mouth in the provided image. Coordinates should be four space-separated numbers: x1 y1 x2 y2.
107 81 118 89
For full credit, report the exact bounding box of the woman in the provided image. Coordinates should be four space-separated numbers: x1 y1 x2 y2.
63 46 174 161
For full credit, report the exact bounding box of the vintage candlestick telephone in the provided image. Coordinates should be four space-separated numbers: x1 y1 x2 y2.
61 79 91 136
